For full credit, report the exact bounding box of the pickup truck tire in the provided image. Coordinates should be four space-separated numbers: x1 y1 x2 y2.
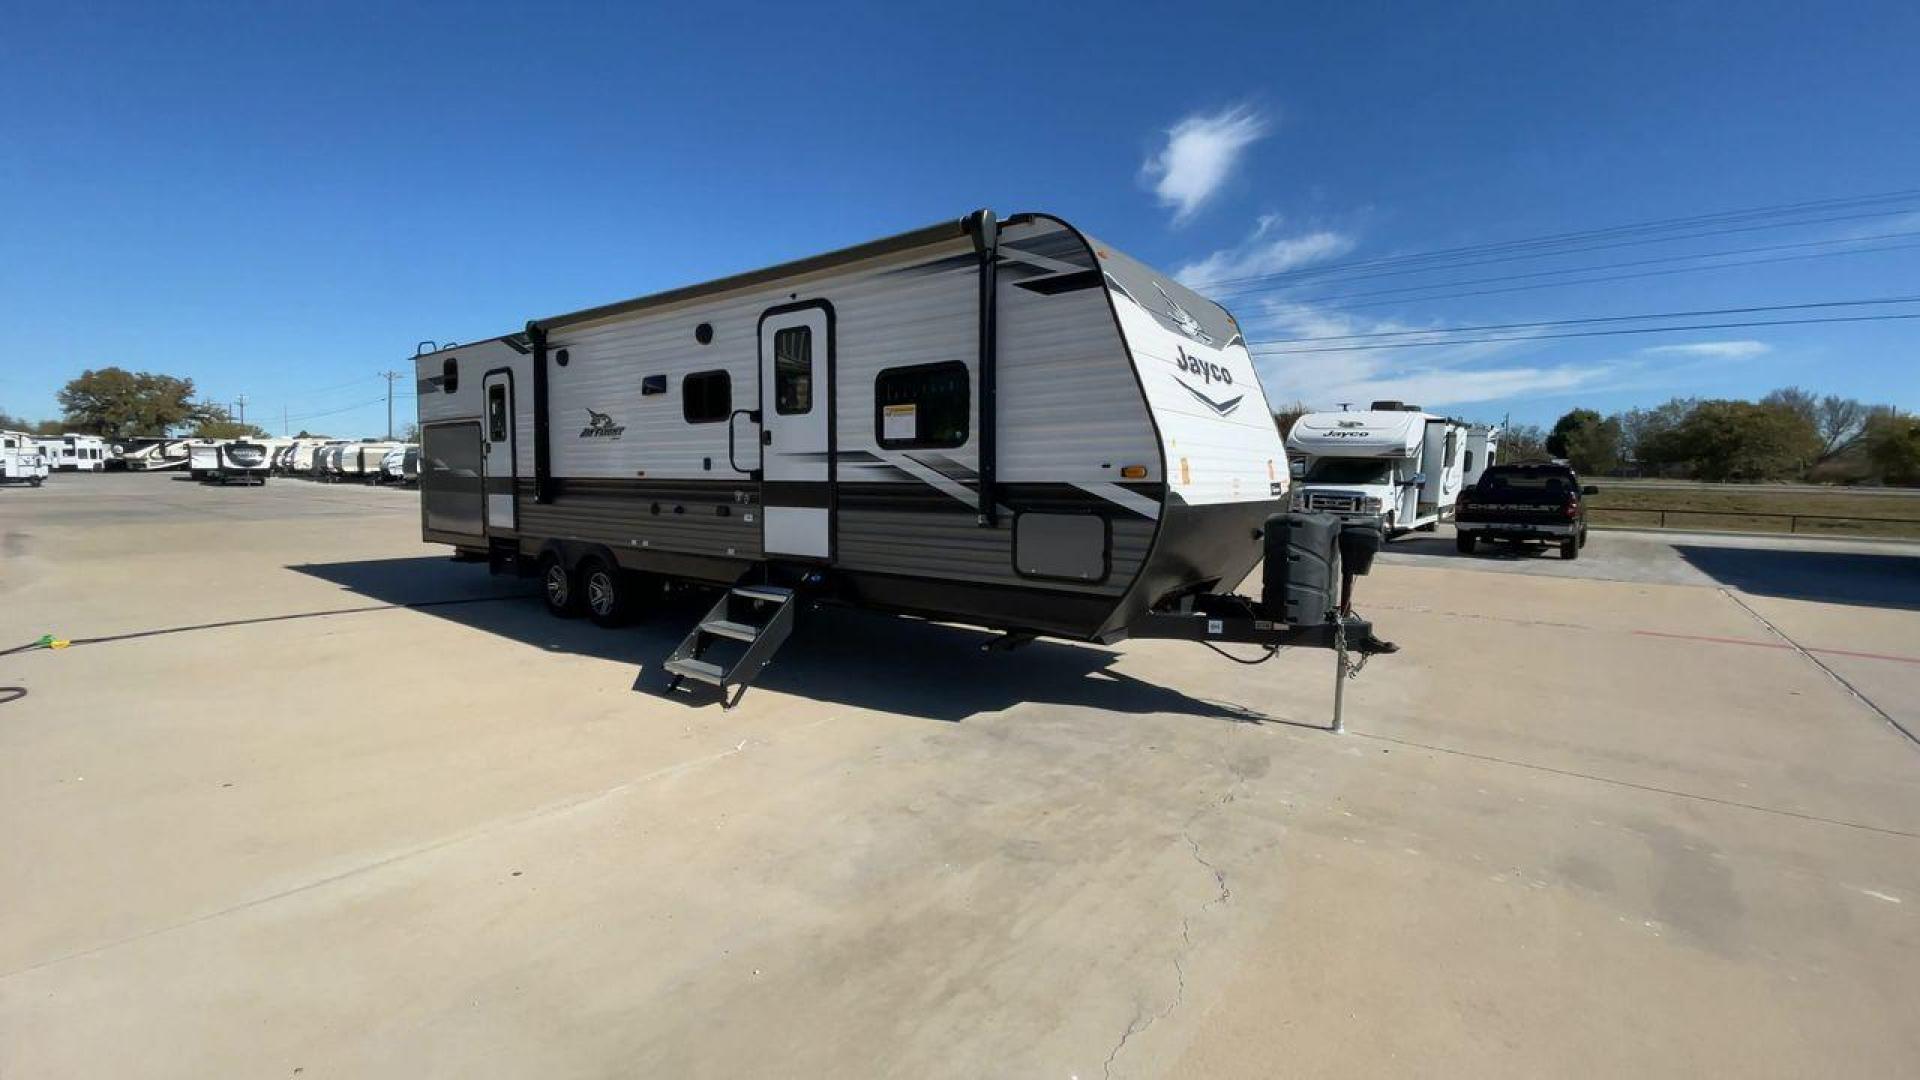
1456 533 1476 554
1560 537 1580 560
1578 527 1590 549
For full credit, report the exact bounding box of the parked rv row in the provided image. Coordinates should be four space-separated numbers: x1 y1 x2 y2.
184 437 421 486
2 433 421 487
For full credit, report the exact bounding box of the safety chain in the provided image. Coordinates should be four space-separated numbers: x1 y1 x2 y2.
1335 615 1372 679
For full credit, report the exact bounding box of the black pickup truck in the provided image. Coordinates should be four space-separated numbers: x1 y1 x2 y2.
1453 462 1597 559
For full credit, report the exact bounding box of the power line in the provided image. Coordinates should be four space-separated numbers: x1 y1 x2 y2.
1279 238 1920 314
1248 295 1920 345
1250 311 1920 356
1189 187 1920 292
1229 228 1920 308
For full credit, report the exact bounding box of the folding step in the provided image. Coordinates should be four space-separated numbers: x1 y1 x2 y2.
662 579 802 708
700 619 760 642
663 657 725 684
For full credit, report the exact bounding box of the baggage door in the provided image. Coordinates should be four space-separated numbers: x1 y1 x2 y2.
758 302 833 560
482 371 516 532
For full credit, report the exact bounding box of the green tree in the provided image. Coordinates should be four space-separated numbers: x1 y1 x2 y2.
190 404 269 439
1659 400 1821 482
56 368 201 437
1618 397 1696 474
1545 408 1622 474
1863 410 1920 486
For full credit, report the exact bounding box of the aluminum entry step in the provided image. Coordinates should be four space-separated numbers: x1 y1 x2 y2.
663 657 725 685
701 619 761 642
732 585 793 603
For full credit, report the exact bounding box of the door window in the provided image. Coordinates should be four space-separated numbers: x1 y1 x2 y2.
774 326 813 415
488 384 508 441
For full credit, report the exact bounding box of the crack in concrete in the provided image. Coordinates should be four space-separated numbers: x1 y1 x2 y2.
1102 787 1241 1078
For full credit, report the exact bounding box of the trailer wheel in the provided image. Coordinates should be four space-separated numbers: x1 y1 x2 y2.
539 554 579 618
1560 537 1580 560
1456 532 1475 554
578 557 633 628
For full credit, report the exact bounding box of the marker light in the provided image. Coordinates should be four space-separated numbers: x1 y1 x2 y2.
1120 465 1148 479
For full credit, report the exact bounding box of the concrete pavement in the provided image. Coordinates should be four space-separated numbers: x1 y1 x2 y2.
2 474 1916 1077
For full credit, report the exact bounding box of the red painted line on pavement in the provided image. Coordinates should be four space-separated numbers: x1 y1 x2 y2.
1633 629 1920 665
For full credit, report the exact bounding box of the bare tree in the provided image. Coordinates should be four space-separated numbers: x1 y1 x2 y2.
1812 395 1868 460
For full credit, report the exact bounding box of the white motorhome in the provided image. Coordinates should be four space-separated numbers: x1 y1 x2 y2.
1285 403 1492 535
2 431 50 487
416 209 1393 704
38 434 107 472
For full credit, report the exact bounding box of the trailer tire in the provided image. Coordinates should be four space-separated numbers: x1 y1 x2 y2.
539 554 580 618
1456 532 1475 554
1560 537 1580 560
578 557 633 628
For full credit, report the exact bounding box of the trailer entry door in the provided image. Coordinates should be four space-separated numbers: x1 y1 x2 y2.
482 371 516 533
758 303 833 559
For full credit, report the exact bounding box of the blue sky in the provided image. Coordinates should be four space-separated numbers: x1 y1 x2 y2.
2 1 1916 435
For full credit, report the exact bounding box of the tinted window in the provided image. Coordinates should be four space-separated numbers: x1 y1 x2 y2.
442 357 458 394
683 370 732 423
875 361 968 449
773 326 813 415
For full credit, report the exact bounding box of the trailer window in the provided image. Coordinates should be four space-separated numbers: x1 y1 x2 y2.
773 326 813 415
683 370 732 424
874 361 968 449
442 357 458 394
1445 430 1459 467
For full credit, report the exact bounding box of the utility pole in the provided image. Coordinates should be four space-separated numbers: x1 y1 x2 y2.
235 394 248 426
379 371 403 440
283 404 289 437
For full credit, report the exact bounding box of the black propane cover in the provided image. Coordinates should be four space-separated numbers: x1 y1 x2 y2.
1262 512 1342 626
1338 516 1386 576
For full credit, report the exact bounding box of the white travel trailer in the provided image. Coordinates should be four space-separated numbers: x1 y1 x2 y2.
187 441 224 480
286 439 335 475
212 439 272 484
382 445 419 484
38 434 107 472
416 209 1392 705
339 441 402 482
2 431 50 487
1463 425 1501 488
1286 403 1490 535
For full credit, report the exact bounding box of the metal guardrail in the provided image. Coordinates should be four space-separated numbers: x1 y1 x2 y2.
1591 506 1920 534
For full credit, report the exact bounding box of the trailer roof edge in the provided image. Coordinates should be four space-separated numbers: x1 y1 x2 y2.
529 213 980 334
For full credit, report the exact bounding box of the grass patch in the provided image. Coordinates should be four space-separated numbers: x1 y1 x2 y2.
1587 481 1920 538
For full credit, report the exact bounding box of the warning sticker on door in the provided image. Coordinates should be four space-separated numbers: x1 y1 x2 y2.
882 403 917 441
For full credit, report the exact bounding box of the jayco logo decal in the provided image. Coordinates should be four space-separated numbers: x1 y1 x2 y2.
1154 283 1215 346
579 408 626 440
1173 346 1243 416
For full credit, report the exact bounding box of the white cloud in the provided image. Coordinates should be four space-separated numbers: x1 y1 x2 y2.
1175 215 1355 287
1641 340 1771 359
1240 295 1616 411
1142 105 1268 225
